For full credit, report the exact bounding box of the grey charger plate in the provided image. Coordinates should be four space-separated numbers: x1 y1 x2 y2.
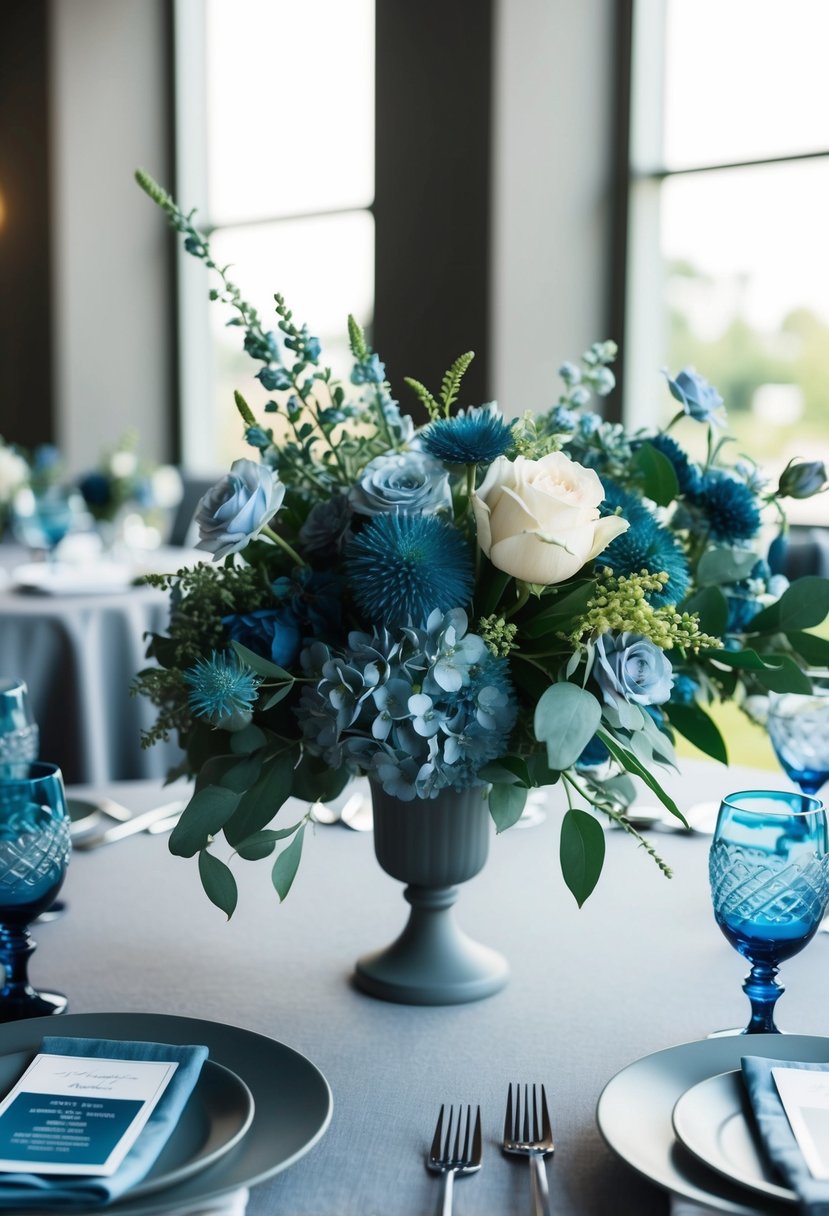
0 1050 253 1200
0 1012 333 1215
597 1033 829 1214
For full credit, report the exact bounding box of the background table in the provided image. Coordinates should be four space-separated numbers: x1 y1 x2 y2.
0 545 183 783
47 760 829 1215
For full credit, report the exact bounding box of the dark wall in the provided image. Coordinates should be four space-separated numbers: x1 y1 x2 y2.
0 0 52 446
373 0 493 414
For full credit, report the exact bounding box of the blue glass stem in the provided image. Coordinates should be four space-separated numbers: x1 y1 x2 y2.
0 924 39 1004
743 961 784 1034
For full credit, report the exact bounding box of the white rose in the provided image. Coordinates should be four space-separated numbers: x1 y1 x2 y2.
0 447 29 504
471 451 630 585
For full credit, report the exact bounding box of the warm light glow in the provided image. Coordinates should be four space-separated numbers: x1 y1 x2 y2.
0 189 6 232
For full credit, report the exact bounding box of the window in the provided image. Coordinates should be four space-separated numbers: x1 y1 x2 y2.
624 0 829 524
174 0 375 468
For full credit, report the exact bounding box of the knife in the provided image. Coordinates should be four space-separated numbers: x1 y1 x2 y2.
73 801 187 849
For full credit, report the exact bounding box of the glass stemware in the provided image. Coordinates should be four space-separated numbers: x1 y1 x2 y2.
0 679 39 779
767 673 829 797
709 789 829 1034
0 762 71 1021
11 485 78 562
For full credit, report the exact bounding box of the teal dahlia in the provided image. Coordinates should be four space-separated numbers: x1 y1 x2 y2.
345 514 474 628
421 404 513 465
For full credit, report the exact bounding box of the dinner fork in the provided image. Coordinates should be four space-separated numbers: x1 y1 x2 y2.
426 1103 482 1216
502 1083 555 1216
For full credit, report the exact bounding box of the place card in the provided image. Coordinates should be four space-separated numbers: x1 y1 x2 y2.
772 1065 829 1179
0 1052 179 1176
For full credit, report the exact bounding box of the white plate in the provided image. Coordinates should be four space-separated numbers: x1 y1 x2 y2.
0 1012 332 1215
12 562 134 595
672 1071 795 1203
597 1034 829 1214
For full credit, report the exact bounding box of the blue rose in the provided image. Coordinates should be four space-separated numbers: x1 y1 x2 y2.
298 493 353 557
777 458 828 500
348 450 451 517
223 609 301 669
664 368 725 426
594 632 674 707
194 458 285 560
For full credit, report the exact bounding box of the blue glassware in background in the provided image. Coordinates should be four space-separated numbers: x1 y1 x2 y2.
0 679 39 779
767 674 829 796
11 485 78 561
0 763 71 1020
710 789 829 1034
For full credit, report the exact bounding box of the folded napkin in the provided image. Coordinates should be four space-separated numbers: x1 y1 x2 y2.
0 1036 208 1209
156 1187 249 1216
742 1055 829 1215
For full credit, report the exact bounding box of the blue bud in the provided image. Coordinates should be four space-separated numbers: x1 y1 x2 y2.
777 458 828 499
245 426 271 450
256 366 292 392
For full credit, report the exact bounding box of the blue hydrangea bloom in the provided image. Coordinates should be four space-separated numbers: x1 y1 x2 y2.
184 650 260 731
549 405 578 431
345 514 474 628
421 404 513 465
271 567 343 642
693 471 761 543
351 353 386 385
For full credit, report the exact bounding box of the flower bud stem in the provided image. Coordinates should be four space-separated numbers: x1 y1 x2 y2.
262 525 305 567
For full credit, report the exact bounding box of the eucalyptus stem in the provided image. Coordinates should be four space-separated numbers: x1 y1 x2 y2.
261 525 305 567
505 583 531 619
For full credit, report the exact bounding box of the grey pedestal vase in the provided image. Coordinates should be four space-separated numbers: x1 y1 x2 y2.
354 782 509 1005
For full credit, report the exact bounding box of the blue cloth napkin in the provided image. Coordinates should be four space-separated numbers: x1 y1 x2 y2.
0 1035 208 1209
742 1055 829 1215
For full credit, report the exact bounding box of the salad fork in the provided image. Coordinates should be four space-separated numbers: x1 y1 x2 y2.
426 1103 482 1216
502 1083 555 1216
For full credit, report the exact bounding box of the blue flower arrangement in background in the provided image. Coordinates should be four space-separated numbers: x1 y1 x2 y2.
133 169 829 917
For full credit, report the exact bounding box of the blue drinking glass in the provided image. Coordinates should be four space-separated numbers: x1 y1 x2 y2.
11 486 77 560
0 679 39 779
0 763 71 1020
767 674 829 796
710 789 829 1034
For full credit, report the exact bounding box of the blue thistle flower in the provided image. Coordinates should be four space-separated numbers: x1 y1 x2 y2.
421 405 513 465
184 650 260 731
642 433 701 496
693 471 761 543
599 515 690 606
599 478 654 529
346 514 474 627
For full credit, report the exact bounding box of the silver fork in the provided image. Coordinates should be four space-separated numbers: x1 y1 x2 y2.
426 1103 482 1216
502 1083 555 1216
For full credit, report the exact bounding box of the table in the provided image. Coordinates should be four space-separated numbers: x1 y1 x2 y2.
43 760 829 1215
0 546 184 784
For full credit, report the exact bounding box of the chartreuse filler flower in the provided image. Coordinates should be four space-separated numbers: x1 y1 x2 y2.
133 168 829 917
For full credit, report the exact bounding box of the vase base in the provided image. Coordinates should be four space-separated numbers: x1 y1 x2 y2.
354 932 509 1006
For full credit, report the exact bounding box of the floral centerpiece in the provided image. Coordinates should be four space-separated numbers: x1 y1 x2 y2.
134 170 829 919
77 430 183 533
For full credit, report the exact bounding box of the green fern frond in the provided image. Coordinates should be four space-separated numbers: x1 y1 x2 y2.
403 377 441 421
440 351 475 416
347 314 369 361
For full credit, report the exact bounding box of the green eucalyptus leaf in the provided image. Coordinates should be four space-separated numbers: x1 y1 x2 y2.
229 724 267 755
478 756 530 787
223 749 297 846
272 824 306 901
522 581 596 639
197 850 238 919
560 808 606 906
291 754 350 803
488 784 527 833
665 703 728 765
596 730 686 825
219 752 264 793
632 442 679 507
235 823 306 861
788 630 829 668
704 648 812 693
169 785 241 858
525 754 562 787
534 683 601 770
230 640 293 681
261 685 293 711
696 547 760 588
747 576 829 634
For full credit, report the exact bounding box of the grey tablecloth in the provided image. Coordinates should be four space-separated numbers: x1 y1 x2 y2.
50 760 829 1215
0 583 180 784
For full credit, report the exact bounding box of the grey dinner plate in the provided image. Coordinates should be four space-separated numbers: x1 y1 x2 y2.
672 1070 795 1204
597 1033 829 1214
0 1012 333 1214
